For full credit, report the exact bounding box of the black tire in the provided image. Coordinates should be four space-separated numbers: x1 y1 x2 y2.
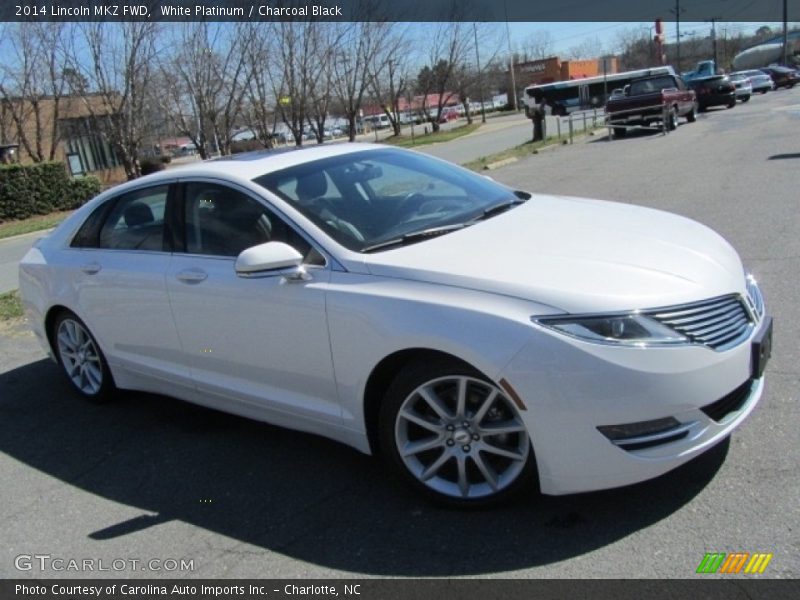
761 89 768 94
378 358 536 508
686 104 697 123
52 310 116 403
727 100 736 109
741 95 750 103
612 126 627 138
667 107 678 131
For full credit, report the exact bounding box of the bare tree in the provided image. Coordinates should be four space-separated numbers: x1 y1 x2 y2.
67 22 159 179
367 25 412 137
416 23 473 132
521 31 556 62
567 36 607 60
264 21 320 146
159 22 251 159
242 24 278 149
304 24 342 145
0 22 68 162
614 28 655 70
332 22 393 142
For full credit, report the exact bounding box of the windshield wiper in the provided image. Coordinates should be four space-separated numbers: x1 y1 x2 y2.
362 223 467 253
471 197 528 223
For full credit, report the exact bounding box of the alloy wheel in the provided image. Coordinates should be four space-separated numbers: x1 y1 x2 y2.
393 375 530 500
56 317 104 396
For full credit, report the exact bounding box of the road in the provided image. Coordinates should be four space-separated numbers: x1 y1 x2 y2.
0 231 47 294
0 89 798 580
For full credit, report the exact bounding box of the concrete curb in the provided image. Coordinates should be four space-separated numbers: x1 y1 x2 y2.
483 157 519 170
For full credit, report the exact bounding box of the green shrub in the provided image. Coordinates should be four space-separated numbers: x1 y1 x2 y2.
62 176 102 210
0 161 101 222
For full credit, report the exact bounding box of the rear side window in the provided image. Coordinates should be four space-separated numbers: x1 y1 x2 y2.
97 186 169 251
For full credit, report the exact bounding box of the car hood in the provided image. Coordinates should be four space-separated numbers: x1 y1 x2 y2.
362 195 744 314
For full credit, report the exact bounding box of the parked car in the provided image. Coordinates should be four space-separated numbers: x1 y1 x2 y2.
605 73 697 137
733 70 774 94
19 144 772 507
728 73 752 102
760 66 799 89
438 107 459 123
687 75 736 110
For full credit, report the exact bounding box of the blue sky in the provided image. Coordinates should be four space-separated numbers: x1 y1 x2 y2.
508 21 789 56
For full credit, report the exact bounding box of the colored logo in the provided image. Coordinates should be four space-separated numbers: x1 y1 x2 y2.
696 552 773 574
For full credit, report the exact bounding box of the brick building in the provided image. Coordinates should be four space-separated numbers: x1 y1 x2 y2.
0 93 126 184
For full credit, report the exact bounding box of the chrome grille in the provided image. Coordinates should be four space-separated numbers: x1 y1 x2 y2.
647 294 752 351
745 276 765 319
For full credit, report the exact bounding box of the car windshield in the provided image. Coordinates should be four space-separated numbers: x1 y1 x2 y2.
252 148 521 252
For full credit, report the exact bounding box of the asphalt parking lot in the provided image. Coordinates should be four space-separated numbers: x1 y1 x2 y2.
1 89 798 579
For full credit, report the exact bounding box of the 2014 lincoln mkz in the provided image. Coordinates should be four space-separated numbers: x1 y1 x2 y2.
19 144 772 506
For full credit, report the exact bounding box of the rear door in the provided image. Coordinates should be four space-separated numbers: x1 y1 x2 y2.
67 182 190 392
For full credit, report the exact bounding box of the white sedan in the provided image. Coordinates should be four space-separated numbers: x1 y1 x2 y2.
19 144 772 506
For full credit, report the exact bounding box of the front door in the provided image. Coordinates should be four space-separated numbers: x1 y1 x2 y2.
165 181 341 427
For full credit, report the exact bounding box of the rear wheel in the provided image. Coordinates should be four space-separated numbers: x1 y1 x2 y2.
667 107 678 131
686 103 697 123
612 126 627 138
53 311 115 402
727 99 736 109
741 95 750 103
379 359 535 507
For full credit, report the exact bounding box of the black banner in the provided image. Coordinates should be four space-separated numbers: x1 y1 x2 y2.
3 580 800 600
0 0 796 22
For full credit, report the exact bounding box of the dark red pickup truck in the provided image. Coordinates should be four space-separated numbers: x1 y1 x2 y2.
605 74 698 138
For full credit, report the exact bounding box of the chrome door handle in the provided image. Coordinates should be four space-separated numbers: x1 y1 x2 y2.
81 262 102 275
176 268 208 284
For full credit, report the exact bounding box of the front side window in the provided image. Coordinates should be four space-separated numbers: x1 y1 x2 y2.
183 182 313 260
96 185 169 251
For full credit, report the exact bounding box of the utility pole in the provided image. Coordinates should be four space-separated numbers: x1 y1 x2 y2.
504 0 517 111
707 18 719 70
671 0 685 72
473 23 486 123
783 0 789 65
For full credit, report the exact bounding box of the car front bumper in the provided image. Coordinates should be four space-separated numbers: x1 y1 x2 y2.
499 313 771 495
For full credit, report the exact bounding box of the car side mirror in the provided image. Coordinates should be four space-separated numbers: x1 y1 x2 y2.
235 242 307 280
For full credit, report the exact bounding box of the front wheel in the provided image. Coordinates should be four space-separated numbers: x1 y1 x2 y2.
686 104 697 123
379 359 535 507
53 311 115 402
741 95 750 103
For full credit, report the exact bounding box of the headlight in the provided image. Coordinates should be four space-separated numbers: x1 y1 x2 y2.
534 314 688 346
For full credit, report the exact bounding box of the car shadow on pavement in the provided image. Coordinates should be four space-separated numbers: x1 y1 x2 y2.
0 358 729 576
